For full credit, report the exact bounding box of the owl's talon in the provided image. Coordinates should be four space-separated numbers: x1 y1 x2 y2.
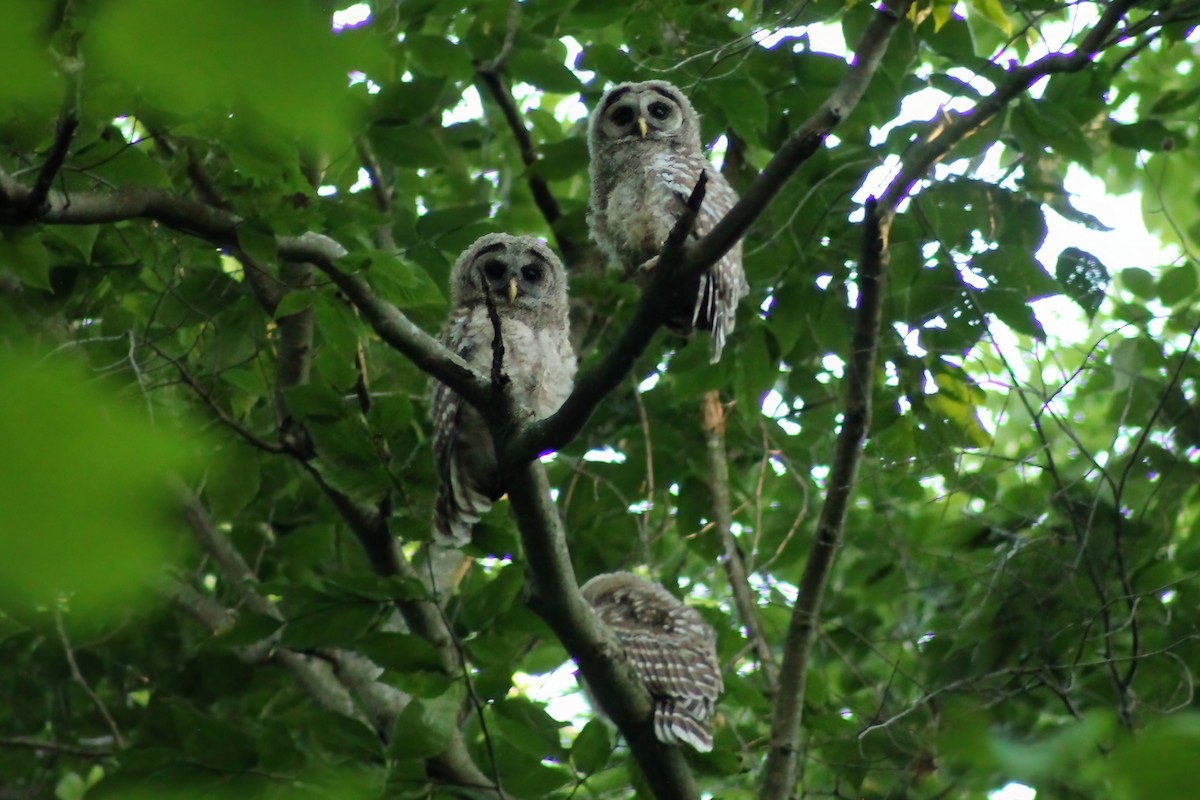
637 256 659 273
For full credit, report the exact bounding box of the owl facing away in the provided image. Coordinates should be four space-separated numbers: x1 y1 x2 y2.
580 572 723 752
430 234 577 545
587 80 750 363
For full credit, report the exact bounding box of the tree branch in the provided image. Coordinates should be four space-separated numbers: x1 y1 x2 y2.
310 260 494 411
702 391 780 693
176 489 494 791
505 173 709 464
0 736 112 759
508 0 910 465
876 0 1142 215
476 69 580 262
164 574 371 724
54 608 125 750
759 198 889 800
0 175 346 265
682 0 912 274
506 462 700 800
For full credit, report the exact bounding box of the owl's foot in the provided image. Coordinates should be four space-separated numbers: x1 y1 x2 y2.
636 255 659 274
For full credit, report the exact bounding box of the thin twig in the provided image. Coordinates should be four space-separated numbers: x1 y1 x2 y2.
480 275 509 390
54 608 125 749
145 339 287 455
0 736 113 759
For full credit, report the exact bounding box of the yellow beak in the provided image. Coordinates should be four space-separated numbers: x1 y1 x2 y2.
637 117 648 138
507 277 519 303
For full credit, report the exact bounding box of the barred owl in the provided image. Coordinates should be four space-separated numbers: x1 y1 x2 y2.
587 80 749 363
430 234 576 545
580 572 723 752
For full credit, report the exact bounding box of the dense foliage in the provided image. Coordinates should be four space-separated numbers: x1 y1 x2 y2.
2 0 1199 798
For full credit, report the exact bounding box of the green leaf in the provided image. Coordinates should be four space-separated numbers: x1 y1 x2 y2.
571 719 612 774
0 352 194 618
1055 247 1109 320
371 124 449 168
1110 716 1200 800
216 611 284 647
279 600 377 649
236 222 278 266
206 446 262 518
406 35 473 80
968 0 1012 34
1120 267 1156 299
0 3 60 117
0 229 51 290
388 687 463 760
274 289 318 319
1111 120 1180 151
90 0 357 144
355 632 445 673
1157 263 1197 306
509 48 581 94
170 704 258 770
1150 87 1200 115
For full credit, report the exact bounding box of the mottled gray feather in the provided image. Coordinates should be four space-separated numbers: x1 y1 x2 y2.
587 80 749 362
430 233 576 545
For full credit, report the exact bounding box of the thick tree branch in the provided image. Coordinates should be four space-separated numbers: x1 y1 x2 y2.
505 174 709 464
311 261 494 410
759 199 889 800
0 175 346 264
506 462 699 800
877 0 1142 215
702 391 780 693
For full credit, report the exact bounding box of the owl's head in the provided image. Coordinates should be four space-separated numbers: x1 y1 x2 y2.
450 233 568 316
589 80 701 151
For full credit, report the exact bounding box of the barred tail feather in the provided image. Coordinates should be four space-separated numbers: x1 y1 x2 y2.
654 699 713 752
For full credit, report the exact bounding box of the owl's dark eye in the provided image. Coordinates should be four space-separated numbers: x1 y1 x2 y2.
648 101 671 120
482 260 506 280
521 265 543 283
611 106 635 126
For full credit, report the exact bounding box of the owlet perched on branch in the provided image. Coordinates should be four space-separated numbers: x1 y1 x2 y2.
587 80 749 363
580 572 723 752
430 234 576 545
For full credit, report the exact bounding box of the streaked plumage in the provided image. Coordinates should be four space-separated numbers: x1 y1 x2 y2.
587 80 749 362
430 234 576 544
580 572 723 752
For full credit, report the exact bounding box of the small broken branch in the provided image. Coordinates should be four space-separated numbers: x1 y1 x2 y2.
702 391 780 693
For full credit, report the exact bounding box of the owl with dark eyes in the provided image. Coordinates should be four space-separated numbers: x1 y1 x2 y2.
587 80 749 363
429 233 577 545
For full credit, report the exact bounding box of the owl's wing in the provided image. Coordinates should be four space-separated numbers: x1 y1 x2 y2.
431 313 497 545
612 603 723 752
655 156 749 363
